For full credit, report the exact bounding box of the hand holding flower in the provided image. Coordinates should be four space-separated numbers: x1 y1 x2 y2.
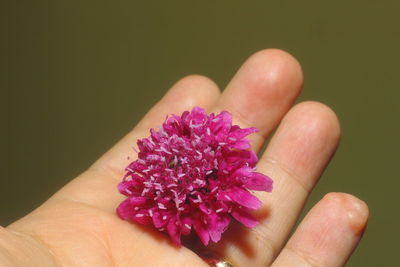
1 49 368 267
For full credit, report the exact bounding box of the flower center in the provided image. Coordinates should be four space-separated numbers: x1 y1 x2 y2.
134 129 226 212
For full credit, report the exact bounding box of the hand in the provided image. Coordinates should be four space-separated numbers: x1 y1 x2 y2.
1 49 368 267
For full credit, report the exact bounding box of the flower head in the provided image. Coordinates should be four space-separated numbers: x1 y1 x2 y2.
117 107 273 246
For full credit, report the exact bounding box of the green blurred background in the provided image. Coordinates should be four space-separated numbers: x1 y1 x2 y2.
1 1 398 266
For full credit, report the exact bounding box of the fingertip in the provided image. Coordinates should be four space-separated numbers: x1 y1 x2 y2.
217 48 304 140
241 49 303 98
272 192 369 267
266 101 341 188
163 74 221 111
246 48 303 86
323 192 369 236
288 101 341 144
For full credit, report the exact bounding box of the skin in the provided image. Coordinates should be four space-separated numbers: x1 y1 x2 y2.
0 49 368 267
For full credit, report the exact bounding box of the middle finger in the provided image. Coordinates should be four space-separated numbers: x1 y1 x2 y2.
213 49 303 151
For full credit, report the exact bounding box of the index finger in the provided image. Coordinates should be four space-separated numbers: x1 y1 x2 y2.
52 75 221 211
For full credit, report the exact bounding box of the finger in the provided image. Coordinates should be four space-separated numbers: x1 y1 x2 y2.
73 48 302 212
53 75 221 210
272 193 369 267
213 49 303 151
214 101 341 266
94 75 221 177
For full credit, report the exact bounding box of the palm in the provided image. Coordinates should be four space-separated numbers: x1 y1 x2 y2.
9 171 207 266
3 49 368 267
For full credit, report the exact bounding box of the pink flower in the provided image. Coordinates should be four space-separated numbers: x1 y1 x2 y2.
117 107 273 246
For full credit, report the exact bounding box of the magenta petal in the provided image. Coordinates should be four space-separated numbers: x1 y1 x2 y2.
117 181 132 196
133 213 152 225
217 191 232 202
116 198 135 220
230 126 258 139
232 166 252 178
231 140 251 149
190 107 207 123
128 196 148 205
209 215 230 243
152 211 167 228
180 217 192 236
231 208 259 228
167 217 181 246
242 172 273 192
212 111 232 136
117 200 151 224
193 221 210 246
228 187 262 210
246 150 259 166
225 150 258 167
